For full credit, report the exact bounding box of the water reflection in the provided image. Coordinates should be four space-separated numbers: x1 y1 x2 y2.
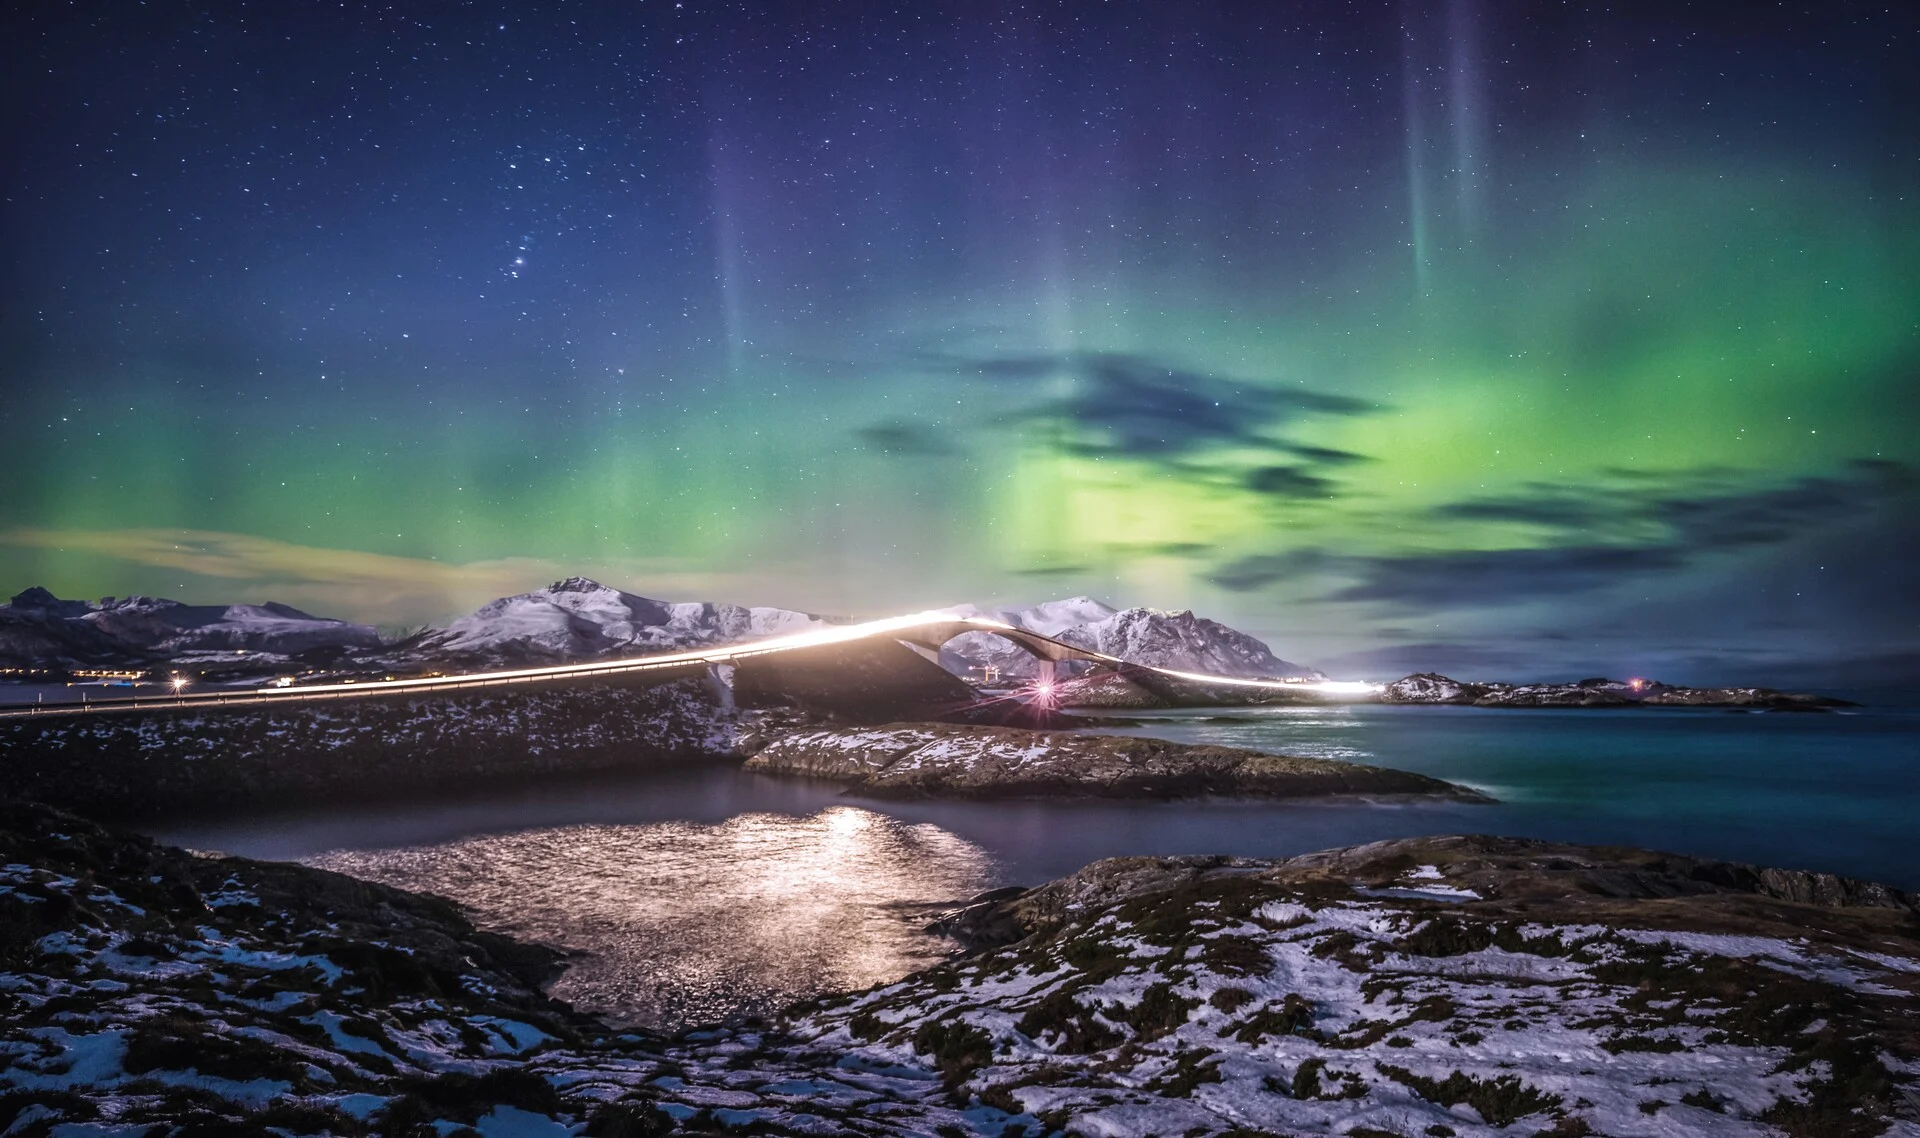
307 805 993 1028
151 699 1917 1030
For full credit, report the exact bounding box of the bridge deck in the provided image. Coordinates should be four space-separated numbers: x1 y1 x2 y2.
0 613 1333 720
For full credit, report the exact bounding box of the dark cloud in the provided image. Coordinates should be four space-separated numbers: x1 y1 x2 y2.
1216 460 1917 608
1324 545 1688 604
1208 553 1302 591
936 350 1374 459
1441 460 1914 549
1280 443 1372 466
1439 490 1615 530
854 420 957 457
1655 460 1913 548
1245 466 1338 499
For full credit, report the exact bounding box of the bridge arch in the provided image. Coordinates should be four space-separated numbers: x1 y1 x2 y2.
885 618 1118 687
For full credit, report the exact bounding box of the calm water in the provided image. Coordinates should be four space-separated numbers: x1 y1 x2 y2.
149 700 1920 1028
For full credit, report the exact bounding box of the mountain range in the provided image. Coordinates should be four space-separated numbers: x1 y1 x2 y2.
0 580 1315 683
0 586 381 667
397 576 830 663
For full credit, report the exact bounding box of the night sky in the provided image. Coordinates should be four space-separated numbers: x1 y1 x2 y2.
4 1 1916 684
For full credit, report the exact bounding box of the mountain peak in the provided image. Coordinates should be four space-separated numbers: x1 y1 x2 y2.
413 579 826 663
7 586 76 614
939 596 1316 681
548 576 612 594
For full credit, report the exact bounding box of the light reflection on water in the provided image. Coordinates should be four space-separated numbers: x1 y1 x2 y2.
150 699 1918 1030
306 805 993 1029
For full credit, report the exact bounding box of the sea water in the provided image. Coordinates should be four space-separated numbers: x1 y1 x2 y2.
149 698 1920 1027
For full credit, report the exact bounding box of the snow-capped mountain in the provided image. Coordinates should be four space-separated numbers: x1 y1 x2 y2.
0 587 381 666
938 596 1317 682
404 577 828 663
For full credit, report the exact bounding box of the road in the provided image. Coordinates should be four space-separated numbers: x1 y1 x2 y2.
0 610 1376 719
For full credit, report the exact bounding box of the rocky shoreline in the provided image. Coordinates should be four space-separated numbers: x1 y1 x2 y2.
0 676 732 822
742 723 1492 803
1379 673 1854 711
3 799 1917 1136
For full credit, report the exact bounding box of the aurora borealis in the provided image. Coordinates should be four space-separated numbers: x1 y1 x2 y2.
3 2 1916 683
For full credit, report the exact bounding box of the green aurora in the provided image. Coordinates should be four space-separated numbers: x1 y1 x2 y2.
3 3 1915 683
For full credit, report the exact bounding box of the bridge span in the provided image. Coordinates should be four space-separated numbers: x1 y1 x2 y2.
0 610 1371 720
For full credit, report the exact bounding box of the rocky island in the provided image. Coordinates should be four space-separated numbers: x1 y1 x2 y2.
743 723 1491 803
3 799 1916 1136
1380 673 1855 711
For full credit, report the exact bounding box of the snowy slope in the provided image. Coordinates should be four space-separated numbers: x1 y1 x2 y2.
938 596 1316 681
410 577 828 663
1061 607 1317 678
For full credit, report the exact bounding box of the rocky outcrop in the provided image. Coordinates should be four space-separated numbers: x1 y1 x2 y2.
1001 833 1920 934
0 799 978 1136
1380 671 1852 710
0 675 733 820
743 722 1490 801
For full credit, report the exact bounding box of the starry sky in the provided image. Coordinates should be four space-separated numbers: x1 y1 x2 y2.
3 1 1916 684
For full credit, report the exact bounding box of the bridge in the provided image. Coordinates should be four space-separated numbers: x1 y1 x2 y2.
0 610 1373 719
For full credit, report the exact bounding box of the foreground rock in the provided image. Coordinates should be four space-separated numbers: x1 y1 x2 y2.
6 802 1918 1136
859 837 1920 1137
743 723 1491 801
0 799 996 1137
1382 672 1854 710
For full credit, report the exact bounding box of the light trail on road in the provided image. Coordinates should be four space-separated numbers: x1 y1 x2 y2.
0 611 1380 719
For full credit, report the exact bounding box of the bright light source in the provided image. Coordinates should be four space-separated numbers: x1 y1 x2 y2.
169 675 188 693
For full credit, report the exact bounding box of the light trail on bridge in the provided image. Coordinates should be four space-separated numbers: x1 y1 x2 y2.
0 611 1381 719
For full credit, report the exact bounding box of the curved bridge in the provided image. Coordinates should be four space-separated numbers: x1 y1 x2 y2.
0 611 1359 719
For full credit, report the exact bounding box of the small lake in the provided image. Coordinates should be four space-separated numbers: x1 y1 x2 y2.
150 698 1920 1029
